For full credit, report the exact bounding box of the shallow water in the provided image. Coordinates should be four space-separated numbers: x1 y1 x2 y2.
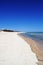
21 32 43 50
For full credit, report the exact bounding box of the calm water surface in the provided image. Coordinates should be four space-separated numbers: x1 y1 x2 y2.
21 32 43 50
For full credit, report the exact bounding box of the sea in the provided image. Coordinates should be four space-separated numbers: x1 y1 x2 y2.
21 32 43 50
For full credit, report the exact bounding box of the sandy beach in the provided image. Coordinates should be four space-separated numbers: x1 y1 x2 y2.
19 34 43 65
0 32 38 65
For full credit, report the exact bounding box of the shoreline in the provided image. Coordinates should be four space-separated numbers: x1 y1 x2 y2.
0 32 38 65
18 34 43 65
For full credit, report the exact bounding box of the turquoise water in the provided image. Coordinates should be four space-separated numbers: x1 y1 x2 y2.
21 32 43 50
22 32 43 41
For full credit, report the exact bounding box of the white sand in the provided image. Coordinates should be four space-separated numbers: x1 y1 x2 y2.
0 32 38 65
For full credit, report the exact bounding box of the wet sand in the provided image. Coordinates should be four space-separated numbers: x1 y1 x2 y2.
18 34 43 65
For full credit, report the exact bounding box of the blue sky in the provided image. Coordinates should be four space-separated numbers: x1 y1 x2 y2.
0 0 43 32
